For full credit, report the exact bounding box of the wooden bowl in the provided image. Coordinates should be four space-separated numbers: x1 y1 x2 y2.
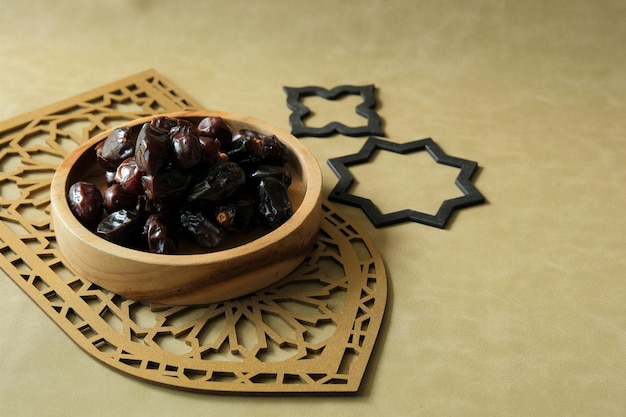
50 110 322 305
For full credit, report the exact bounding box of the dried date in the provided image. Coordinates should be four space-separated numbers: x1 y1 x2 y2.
198 136 225 167
197 116 233 147
188 162 245 203
256 177 293 229
151 116 183 132
226 129 265 166
96 209 142 246
227 129 287 167
215 196 256 233
67 181 104 229
259 133 288 166
179 209 226 248
141 168 191 201
115 157 144 195
134 122 170 176
143 214 178 254
96 127 134 171
169 123 202 170
70 115 295 254
103 183 138 213
248 165 292 187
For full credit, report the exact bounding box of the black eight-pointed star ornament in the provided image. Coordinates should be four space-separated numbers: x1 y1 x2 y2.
283 85 384 138
327 137 485 228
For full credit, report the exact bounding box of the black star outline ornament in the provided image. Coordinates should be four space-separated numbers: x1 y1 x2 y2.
327 137 485 229
283 85 384 138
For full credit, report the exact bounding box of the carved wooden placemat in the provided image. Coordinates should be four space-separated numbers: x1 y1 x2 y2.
0 70 387 393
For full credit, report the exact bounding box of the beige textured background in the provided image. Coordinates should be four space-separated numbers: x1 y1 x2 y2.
1 1 625 416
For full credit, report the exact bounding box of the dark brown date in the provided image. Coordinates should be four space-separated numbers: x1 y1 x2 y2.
256 177 293 229
169 123 202 171
188 162 245 203
151 116 182 132
74 116 295 254
260 133 288 166
103 183 138 213
143 214 177 254
141 169 191 201
248 165 292 187
226 129 265 166
179 209 226 248
227 129 287 167
197 116 232 147
136 195 172 216
96 127 134 171
134 122 170 176
96 209 142 246
105 170 116 186
215 196 256 233
114 157 144 195
198 136 224 167
67 181 104 229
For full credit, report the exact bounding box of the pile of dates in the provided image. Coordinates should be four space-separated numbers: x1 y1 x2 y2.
67 115 293 254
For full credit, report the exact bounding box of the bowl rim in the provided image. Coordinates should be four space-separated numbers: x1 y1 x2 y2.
50 110 323 267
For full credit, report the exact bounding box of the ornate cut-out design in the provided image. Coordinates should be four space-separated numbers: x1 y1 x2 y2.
283 85 384 138
0 71 387 393
328 136 485 228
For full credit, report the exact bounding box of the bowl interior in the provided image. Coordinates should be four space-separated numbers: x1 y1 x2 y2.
58 111 315 258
